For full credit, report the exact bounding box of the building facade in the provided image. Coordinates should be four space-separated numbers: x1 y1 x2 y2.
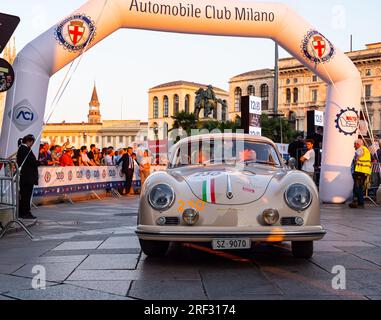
0 38 17 132
148 81 229 139
228 69 275 121
227 43 381 136
42 85 148 148
278 42 381 135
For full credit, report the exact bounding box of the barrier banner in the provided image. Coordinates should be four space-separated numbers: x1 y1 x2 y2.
33 166 140 197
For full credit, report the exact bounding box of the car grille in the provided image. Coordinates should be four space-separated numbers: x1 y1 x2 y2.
281 217 298 226
164 217 180 225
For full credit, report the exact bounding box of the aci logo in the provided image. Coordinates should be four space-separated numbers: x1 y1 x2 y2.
8 99 38 131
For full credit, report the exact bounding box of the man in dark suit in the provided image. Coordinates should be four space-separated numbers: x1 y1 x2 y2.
16 134 39 220
117 147 134 196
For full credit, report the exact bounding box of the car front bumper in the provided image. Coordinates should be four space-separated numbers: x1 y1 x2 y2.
136 226 326 242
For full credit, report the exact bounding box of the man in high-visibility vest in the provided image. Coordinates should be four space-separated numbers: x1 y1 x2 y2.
349 139 372 209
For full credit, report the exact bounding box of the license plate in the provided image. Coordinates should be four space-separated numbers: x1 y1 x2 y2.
212 238 251 250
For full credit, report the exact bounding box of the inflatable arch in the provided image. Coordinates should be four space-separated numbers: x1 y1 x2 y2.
0 0 362 203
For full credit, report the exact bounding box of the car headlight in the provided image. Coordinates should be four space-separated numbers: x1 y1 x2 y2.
285 184 312 211
148 184 175 211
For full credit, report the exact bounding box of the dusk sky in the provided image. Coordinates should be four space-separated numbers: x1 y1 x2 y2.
1 0 380 123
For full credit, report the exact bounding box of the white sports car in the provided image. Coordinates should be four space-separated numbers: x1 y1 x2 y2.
136 134 326 259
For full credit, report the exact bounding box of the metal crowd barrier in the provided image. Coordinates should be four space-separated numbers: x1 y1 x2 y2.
0 159 34 239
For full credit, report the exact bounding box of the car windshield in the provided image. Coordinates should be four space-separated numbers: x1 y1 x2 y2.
170 138 281 168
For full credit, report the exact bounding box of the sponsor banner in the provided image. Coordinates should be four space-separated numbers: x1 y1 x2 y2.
314 110 324 127
33 166 140 196
148 139 168 154
249 96 262 137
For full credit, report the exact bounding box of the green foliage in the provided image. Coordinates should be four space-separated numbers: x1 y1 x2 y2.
260 114 297 143
169 112 297 144
169 111 198 136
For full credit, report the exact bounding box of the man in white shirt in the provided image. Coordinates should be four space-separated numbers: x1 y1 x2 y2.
104 148 115 166
300 139 315 180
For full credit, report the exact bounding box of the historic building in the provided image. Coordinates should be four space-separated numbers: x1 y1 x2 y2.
227 43 381 136
148 80 229 139
228 68 274 121
0 38 17 132
278 42 381 134
42 84 148 148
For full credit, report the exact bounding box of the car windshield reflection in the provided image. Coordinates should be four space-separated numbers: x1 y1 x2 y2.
170 139 281 168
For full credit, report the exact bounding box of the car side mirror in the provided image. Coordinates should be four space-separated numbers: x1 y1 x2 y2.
288 157 296 170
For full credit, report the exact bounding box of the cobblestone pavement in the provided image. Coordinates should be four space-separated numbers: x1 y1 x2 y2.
0 197 380 300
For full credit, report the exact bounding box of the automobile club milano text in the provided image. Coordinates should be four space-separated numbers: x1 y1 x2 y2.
129 0 275 22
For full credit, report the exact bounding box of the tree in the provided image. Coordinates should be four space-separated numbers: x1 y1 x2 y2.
261 114 297 144
169 111 198 136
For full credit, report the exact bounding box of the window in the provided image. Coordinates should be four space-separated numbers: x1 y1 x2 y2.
312 75 318 82
222 105 227 122
72 136 76 143
163 122 168 139
311 89 318 102
365 69 372 77
153 97 159 119
260 84 269 111
234 87 242 112
289 111 297 131
286 88 291 103
119 136 123 143
95 136 99 144
286 79 291 85
173 94 179 115
293 88 299 103
365 84 372 98
131 136 135 142
184 95 190 113
294 78 298 83
163 96 169 117
247 85 255 96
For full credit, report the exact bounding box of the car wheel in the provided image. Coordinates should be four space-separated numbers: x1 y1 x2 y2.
291 241 313 259
139 239 169 257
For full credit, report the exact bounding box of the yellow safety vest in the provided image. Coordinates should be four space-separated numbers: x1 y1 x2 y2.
355 146 372 175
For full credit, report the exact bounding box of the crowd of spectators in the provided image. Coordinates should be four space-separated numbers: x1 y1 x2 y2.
37 140 157 193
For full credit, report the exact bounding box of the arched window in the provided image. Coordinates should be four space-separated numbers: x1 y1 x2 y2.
222 103 227 122
173 94 179 115
293 88 299 103
163 122 168 139
260 84 269 111
163 96 169 117
153 97 159 119
234 87 242 112
289 111 297 131
184 95 190 113
247 85 255 96
286 88 291 103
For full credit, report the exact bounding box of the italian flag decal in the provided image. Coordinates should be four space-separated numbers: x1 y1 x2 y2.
202 178 216 203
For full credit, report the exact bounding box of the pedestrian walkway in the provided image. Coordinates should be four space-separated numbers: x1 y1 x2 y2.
0 197 380 300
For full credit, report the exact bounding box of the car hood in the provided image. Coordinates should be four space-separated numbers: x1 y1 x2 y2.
169 165 280 205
